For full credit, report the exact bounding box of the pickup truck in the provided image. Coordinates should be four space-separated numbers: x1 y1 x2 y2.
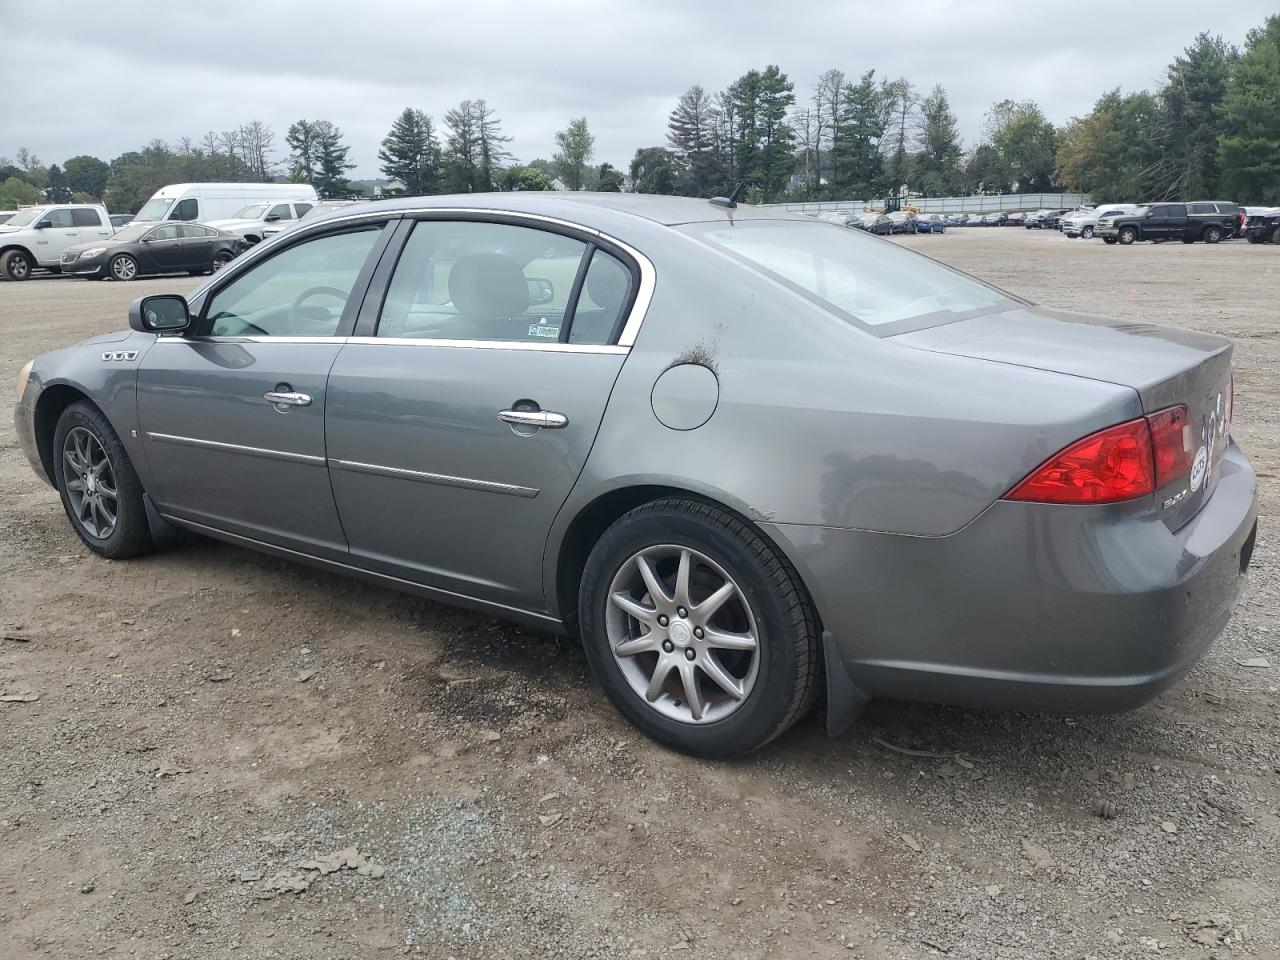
1096 201 1240 245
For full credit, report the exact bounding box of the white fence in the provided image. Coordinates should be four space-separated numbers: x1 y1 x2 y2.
762 193 1090 215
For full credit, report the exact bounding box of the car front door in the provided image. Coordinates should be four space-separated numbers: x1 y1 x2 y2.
136 221 396 557
33 209 80 264
138 223 187 271
325 215 645 612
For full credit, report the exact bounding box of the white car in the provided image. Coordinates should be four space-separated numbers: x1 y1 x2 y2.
1061 204 1140 239
260 200 360 240
0 203 114 281
206 200 318 245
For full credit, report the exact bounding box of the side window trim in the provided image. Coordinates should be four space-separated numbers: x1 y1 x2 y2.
559 241 595 344
193 220 400 339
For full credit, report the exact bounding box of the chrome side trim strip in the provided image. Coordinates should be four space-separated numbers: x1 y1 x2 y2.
146 432 326 465
342 336 626 354
329 458 539 498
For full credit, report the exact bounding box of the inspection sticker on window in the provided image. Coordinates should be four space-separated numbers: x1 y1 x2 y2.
528 320 561 338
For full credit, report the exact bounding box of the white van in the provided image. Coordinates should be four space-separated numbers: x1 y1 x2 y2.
132 183 319 224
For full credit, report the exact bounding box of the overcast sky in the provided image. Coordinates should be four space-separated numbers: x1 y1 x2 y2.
2 1 1274 179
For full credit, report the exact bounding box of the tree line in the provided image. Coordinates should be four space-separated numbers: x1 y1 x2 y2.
3 14 1277 214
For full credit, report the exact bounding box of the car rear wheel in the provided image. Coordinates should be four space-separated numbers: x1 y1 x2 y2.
212 251 234 272
109 254 138 281
1081 226 1094 239
1103 236 1117 244
53 401 151 559
1118 227 1137 245
1203 225 1223 244
579 498 820 757
1 249 33 281
1272 227 1280 245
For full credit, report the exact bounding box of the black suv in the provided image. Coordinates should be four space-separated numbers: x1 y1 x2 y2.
1244 208 1280 244
1096 201 1239 245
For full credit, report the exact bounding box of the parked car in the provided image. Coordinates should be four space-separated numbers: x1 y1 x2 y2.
1096 202 1239 245
981 212 1007 226
1005 212 1026 227
887 211 918 234
58 222 247 281
855 212 893 235
13 194 1256 757
1061 205 1139 239
1023 210 1050 228
1040 209 1072 230
915 214 945 234
206 200 317 245
1243 207 1280 244
0 203 115 280
131 182 319 225
109 214 134 229
260 200 361 241
0 210 16 225
944 214 969 227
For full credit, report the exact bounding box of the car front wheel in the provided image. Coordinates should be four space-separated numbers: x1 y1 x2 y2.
1081 226 1094 239
53 401 151 558
109 254 138 281
1 249 33 281
579 498 820 757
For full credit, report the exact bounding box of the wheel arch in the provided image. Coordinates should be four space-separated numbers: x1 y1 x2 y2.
33 384 98 483
1 242 37 262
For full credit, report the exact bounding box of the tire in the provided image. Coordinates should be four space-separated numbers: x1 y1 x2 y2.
1203 225 1222 244
52 401 151 559
212 251 234 272
1082 226 1094 239
1272 227 1280 245
1118 227 1137 245
1 249 33 281
1248 234 1263 244
109 254 138 281
579 498 820 757
1103 236 1117 244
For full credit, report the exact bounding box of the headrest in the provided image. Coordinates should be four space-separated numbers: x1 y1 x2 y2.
448 253 529 320
585 256 631 314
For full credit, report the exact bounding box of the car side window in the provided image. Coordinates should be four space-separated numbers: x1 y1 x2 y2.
376 220 590 343
205 228 381 338
71 208 103 227
150 224 182 241
294 203 313 217
569 249 634 345
1187 203 1213 215
173 198 198 221
269 204 293 221
40 209 75 228
180 224 216 239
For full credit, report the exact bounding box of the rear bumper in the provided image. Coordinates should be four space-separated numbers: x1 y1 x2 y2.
767 440 1257 715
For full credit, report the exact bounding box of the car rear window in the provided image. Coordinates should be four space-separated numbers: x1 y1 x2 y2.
683 220 1014 333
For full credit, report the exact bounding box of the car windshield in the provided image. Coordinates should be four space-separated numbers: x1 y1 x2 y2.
110 224 154 242
686 220 1014 331
234 203 270 219
134 198 173 221
5 208 47 227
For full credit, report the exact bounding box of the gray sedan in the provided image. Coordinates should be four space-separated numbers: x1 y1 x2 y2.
14 194 1258 757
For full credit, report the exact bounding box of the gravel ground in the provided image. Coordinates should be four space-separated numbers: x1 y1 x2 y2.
1 228 1276 960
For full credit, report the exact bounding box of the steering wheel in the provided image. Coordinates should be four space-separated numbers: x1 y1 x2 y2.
290 286 349 327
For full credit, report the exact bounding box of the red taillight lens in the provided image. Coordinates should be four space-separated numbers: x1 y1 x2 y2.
1148 404 1193 486
1006 418 1155 504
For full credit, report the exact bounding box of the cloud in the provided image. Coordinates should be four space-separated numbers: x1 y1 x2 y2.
1 0 1273 177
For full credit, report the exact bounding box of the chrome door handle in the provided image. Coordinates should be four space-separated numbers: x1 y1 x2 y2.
498 409 568 429
264 391 312 407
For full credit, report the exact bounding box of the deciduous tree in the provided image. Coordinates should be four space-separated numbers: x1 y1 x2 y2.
554 116 595 190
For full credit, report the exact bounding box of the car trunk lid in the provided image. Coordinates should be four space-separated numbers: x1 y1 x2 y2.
891 306 1234 528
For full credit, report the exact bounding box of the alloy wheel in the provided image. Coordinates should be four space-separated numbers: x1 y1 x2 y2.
112 256 137 280
9 253 30 280
606 544 760 724
62 426 118 539
213 254 232 272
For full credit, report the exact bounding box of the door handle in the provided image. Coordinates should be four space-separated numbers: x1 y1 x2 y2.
264 391 312 407
498 409 568 429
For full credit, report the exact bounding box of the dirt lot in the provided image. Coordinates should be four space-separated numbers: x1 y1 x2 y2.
1 229 1276 960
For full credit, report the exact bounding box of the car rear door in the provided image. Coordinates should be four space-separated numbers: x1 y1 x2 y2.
324 214 646 612
179 223 216 269
136 219 398 557
33 209 80 264
72 207 113 244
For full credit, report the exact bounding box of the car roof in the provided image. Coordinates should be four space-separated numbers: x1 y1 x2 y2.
329 192 812 229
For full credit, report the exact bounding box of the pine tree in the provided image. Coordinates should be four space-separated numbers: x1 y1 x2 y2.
553 117 595 190
44 164 72 203
667 85 722 196
378 108 442 195
285 120 318 185
913 85 962 195
313 121 354 197
1218 16 1280 204
831 70 893 198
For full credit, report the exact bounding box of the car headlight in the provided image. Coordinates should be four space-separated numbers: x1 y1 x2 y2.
79 247 107 259
16 360 33 400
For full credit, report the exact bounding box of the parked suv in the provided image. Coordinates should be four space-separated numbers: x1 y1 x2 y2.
1062 204 1139 239
1096 202 1238 245
206 200 316 245
0 204 114 280
1244 208 1280 244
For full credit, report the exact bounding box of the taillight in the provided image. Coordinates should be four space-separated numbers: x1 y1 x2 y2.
1006 419 1155 504
1006 405 1196 505
1147 404 1193 486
